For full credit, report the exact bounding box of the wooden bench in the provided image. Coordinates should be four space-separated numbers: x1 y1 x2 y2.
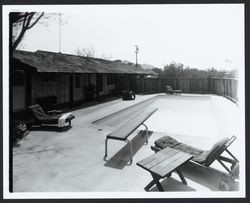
104 107 158 164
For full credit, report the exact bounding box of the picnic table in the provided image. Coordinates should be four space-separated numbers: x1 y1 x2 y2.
137 147 193 191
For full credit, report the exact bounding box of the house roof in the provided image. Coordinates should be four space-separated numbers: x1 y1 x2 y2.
13 50 154 75
143 69 159 76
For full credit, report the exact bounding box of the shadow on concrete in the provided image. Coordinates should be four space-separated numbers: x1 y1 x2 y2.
144 163 239 192
181 162 239 191
148 177 196 192
104 130 153 169
29 125 72 132
63 96 120 113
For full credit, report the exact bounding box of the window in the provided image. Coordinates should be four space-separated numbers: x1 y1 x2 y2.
75 75 80 88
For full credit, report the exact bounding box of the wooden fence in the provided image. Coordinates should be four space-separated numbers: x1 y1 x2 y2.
130 77 238 102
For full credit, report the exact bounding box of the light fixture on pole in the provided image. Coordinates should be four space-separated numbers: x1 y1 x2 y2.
135 45 139 68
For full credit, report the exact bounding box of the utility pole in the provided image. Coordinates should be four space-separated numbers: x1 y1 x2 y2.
58 13 62 53
57 13 68 53
135 45 139 67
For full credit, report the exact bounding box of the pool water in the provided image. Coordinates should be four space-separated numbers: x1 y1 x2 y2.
94 94 240 150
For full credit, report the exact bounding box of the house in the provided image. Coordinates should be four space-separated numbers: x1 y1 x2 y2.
12 50 153 112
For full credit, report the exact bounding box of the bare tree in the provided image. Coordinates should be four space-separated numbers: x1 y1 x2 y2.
75 46 96 58
10 12 45 55
10 12 68 55
101 53 113 60
75 47 114 61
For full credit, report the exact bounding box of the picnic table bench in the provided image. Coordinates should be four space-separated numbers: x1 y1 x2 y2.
137 147 193 191
104 107 158 164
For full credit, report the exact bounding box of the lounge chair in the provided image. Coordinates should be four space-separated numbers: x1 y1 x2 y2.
28 104 75 128
151 135 239 177
122 90 136 100
166 85 182 94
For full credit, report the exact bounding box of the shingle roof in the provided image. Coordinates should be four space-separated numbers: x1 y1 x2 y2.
13 50 153 75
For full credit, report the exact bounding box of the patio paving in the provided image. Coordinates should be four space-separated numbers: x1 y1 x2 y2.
12 93 242 195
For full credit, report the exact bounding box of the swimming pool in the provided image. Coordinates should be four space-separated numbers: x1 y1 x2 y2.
94 94 240 150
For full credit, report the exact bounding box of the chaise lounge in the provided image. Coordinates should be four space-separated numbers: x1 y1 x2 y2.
28 104 75 129
166 85 182 94
151 135 239 177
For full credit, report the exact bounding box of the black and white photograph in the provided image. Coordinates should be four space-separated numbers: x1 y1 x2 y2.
2 3 245 199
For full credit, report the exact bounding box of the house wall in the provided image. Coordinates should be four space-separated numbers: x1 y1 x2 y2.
90 74 96 85
31 73 70 105
13 71 26 112
31 73 116 105
13 71 121 112
73 74 89 101
119 75 130 91
107 84 115 94
100 75 107 96
13 86 26 111
57 74 70 104
12 70 26 112
99 74 116 96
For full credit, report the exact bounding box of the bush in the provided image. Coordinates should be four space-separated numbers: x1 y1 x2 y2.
13 120 29 146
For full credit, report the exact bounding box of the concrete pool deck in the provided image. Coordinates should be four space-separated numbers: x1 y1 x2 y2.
12 93 243 195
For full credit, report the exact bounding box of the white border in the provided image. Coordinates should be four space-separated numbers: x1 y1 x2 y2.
2 4 246 199
3 5 10 199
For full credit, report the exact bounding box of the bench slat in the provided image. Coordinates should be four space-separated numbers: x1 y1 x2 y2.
151 153 192 178
137 147 193 178
139 148 179 170
137 147 174 167
107 107 157 140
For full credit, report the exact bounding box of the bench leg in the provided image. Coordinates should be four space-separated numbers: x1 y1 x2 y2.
125 139 133 164
176 169 187 185
225 149 239 162
151 173 164 191
217 150 239 175
104 137 108 160
141 123 149 144
145 173 171 191
144 179 156 191
216 158 232 174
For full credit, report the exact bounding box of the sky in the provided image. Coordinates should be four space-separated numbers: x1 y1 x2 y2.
8 4 244 70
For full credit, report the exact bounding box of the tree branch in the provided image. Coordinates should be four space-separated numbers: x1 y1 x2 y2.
11 12 44 54
27 12 44 29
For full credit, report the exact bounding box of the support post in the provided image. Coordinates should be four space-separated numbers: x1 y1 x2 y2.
142 123 149 144
125 139 133 165
104 137 108 160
